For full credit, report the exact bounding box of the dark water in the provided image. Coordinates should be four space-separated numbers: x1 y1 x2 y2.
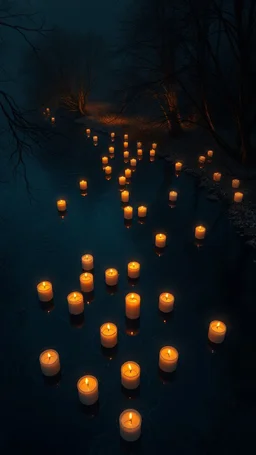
1 121 255 454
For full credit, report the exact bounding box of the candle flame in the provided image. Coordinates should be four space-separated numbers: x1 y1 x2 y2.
167 349 171 357
43 281 46 288
85 254 88 259
165 293 169 299
110 269 113 274
47 352 51 360
73 293 77 299
84 273 88 278
128 363 132 372
129 412 133 422
107 324 110 331
159 234 162 238
132 262 135 267
85 377 89 386
216 322 220 328
131 293 134 299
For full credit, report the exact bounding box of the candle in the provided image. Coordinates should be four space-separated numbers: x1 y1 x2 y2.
37 281 53 302
150 149 155 157
127 261 140 279
93 135 98 143
124 151 129 158
121 362 140 389
159 346 179 372
234 191 243 202
100 322 118 348
51 116 55 124
208 320 227 343
130 158 137 167
207 150 213 158
79 180 87 191
138 205 147 217
119 176 126 186
159 293 175 313
86 128 90 136
169 191 178 202
46 107 50 114
57 199 67 212
110 132 115 139
124 141 129 149
195 225 206 240
152 142 157 149
80 272 94 292
125 293 141 319
137 142 142 148
67 291 84 315
102 156 108 165
121 190 129 203
124 134 128 140
213 172 221 182
137 148 143 156
155 233 167 248
105 268 118 286
124 206 133 219
199 155 206 164
232 179 240 189
81 254 94 271
108 146 114 154
105 166 112 175
175 161 182 171
125 168 132 178
119 409 142 442
77 375 98 405
39 349 60 376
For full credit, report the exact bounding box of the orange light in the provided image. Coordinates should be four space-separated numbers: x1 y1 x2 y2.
43 281 46 288
128 363 132 372
216 322 220 328
85 377 89 386
129 412 133 422
47 352 51 360
165 293 169 299
73 293 77 299
110 269 113 274
131 293 134 299
85 254 88 259
132 262 135 267
167 349 171 356
107 324 110 331
84 273 88 278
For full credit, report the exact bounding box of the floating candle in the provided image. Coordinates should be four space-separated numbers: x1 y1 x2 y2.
77 375 98 405
102 156 108 165
125 168 132 179
127 262 140 279
121 190 129 203
124 151 129 158
46 107 50 114
125 293 141 319
93 135 98 143
155 233 167 248
80 272 94 292
124 141 128 149
109 146 114 154
175 162 182 171
208 320 227 343
119 176 126 186
86 128 90 136
169 191 178 202
232 179 240 189
213 172 221 182
79 180 87 191
137 141 142 148
119 409 142 442
124 206 133 219
159 346 179 372
159 293 175 313
51 116 55 124
67 292 84 315
150 149 155 157
121 362 140 389
105 268 118 286
234 192 243 202
199 155 206 164
81 254 94 271
152 142 157 149
207 150 213 158
130 158 137 167
124 134 128 140
37 281 53 302
39 349 60 376
137 148 143 156
110 132 115 139
105 166 112 175
138 205 147 217
57 199 67 212
100 322 118 348
195 225 206 240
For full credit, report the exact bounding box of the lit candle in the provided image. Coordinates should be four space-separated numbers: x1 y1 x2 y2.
51 116 55 124
137 148 143 156
77 375 98 405
105 268 118 286
79 180 87 191
121 362 140 389
86 128 91 136
119 409 142 442
195 225 206 240
37 281 53 302
175 162 182 171
105 166 112 175
125 293 141 319
93 135 98 143
159 293 175 313
199 155 206 164
169 191 178 202
127 261 140 279
159 346 179 372
81 254 94 271
121 190 129 203
102 156 108 165
110 132 115 139
125 168 132 178
39 349 60 376
124 151 129 158
234 191 243 202
152 142 157 149
124 141 128 149
80 272 94 292
213 172 221 182
137 141 142 148
67 291 84 315
150 149 155 157
207 150 213 158
46 107 50 114
155 233 167 248
100 322 118 348
232 179 240 189
208 320 227 343
57 199 67 212
109 146 114 154
130 158 137 167
124 206 133 219
119 175 126 186
138 205 147 217
124 134 128 140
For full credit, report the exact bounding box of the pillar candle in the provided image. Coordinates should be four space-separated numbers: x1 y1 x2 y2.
155 233 166 248
125 293 141 319
130 158 137 167
232 179 240 189
124 151 129 158
80 272 94 292
39 349 60 376
138 206 147 217
234 192 243 202
124 206 133 219
159 293 175 313
67 291 84 315
77 375 98 405
81 254 94 271
125 168 132 178
121 190 129 203
109 146 114 154
124 141 128 149
152 142 157 149
159 346 179 372
124 134 128 140
137 142 142 148
127 262 140 279
195 225 206 240
105 166 112 175
110 132 115 139
105 268 118 286
208 320 227 343
119 176 126 186
93 135 98 143
57 199 67 212
119 410 142 442
86 128 90 136
169 191 178 202
121 362 140 389
213 172 221 182
150 149 155 157
102 156 108 165
175 162 182 171
100 322 118 348
137 148 143 156
79 180 87 191
199 155 206 164
37 281 53 302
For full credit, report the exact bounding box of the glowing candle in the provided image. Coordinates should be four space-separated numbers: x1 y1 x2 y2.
155 233 166 248
51 116 55 124
93 135 98 143
124 206 133 219
124 134 128 140
81 254 94 271
105 268 118 286
125 168 132 178
159 346 179 372
213 172 221 182
37 281 53 302
207 150 213 158
124 141 129 149
109 146 114 154
195 225 206 240
110 132 115 139
169 191 178 202
175 162 182 171
80 272 94 292
86 128 90 136
152 142 157 149
121 190 129 202
159 293 175 313
79 180 87 191
100 322 118 348
46 107 50 114
199 155 206 164
150 149 155 157
208 320 227 343
119 409 142 442
130 158 137 167
127 261 140 279
77 375 98 405
102 156 108 165
125 293 141 319
121 362 140 389
105 166 112 175
232 179 240 189
119 175 126 186
39 349 60 376
138 205 147 217
137 148 143 156
57 199 67 212
67 291 84 315
124 151 129 158
137 142 142 148
234 192 243 202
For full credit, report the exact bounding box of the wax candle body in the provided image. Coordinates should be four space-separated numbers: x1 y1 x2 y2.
208 320 227 343
125 293 141 319
77 375 98 405
138 206 147 217
121 190 129 202
199 155 206 164
213 172 221 182
150 149 155 157
105 166 112 175
124 151 129 158
207 150 213 158
195 225 206 240
100 322 118 348
152 142 157 149
119 176 126 186
39 349 60 376
79 180 87 191
124 141 128 149
109 146 114 153
232 179 240 189
128 262 140 279
169 191 178 202
121 362 140 389
137 142 142 148
67 292 84 315
124 206 133 219
155 233 167 248
102 156 108 165
130 158 137 167
80 273 94 292
81 254 94 271
119 410 142 442
175 162 182 171
137 149 143 156
159 293 175 313
125 168 132 178
57 199 67 212
159 346 179 372
37 281 53 302
234 192 243 202
105 268 118 286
